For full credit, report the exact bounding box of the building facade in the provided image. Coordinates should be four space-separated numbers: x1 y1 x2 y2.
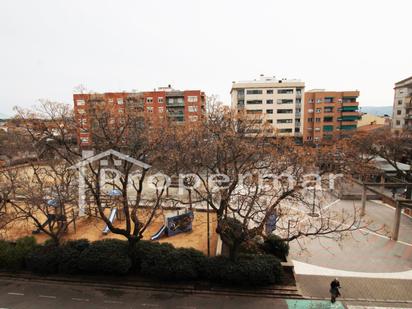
303 90 360 143
231 75 305 137
73 87 205 147
392 76 412 133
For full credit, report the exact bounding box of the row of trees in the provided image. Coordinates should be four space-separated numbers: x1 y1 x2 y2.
1 99 409 259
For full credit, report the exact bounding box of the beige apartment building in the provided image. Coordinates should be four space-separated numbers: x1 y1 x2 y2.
231 75 305 137
392 76 412 133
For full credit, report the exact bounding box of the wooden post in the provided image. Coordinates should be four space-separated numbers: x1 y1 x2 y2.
392 201 402 241
72 208 76 233
207 202 210 257
361 184 367 216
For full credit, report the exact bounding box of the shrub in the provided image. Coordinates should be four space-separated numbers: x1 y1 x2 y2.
204 254 283 286
131 241 174 272
141 246 207 281
0 237 37 271
26 244 60 275
261 235 289 261
58 239 90 274
78 239 131 275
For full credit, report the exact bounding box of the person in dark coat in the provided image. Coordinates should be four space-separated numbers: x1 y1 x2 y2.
330 278 341 303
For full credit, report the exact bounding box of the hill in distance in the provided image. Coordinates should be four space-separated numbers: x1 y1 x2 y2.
359 106 392 116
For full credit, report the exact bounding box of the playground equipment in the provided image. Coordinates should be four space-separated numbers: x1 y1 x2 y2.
101 189 122 235
151 210 194 241
32 198 67 235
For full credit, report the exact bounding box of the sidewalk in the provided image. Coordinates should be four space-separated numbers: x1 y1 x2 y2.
296 274 412 303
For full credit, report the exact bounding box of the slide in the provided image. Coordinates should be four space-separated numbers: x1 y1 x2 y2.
151 225 167 241
102 208 118 235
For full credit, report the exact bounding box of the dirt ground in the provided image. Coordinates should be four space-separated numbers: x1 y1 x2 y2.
3 208 218 256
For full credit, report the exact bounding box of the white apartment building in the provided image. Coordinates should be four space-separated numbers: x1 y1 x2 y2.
231 75 305 137
392 76 412 133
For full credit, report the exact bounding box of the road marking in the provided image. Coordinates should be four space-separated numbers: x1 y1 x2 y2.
72 297 90 302
104 300 123 304
7 292 24 296
39 295 57 299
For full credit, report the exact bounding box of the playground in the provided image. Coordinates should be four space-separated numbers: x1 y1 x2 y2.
2 205 218 256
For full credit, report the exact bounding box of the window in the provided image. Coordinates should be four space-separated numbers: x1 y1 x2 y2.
80 137 89 143
266 109 273 114
246 89 263 95
315 118 321 122
296 89 302 95
266 99 273 104
108 98 114 103
147 106 153 112
316 99 323 103
76 99 85 106
397 110 402 115
188 106 198 112
277 119 292 124
307 136 313 141
308 118 313 122
277 109 293 114
159 107 164 113
146 97 153 103
398 99 402 104
158 97 164 103
308 99 314 103
277 99 293 104
267 90 273 94
315 127 321 131
323 125 334 132
396 120 401 125
308 109 314 113
279 128 293 133
315 108 321 113
246 110 262 114
246 100 263 105
79 118 87 125
189 115 198 122
324 116 333 122
188 96 198 102
177 98 184 103
277 89 294 94
295 128 300 133
118 108 124 114
324 97 334 103
267 119 273 123
324 107 334 113
77 108 86 114
117 98 123 105
296 98 301 104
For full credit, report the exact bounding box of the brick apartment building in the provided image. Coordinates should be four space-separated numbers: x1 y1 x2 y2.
303 90 360 143
73 87 205 147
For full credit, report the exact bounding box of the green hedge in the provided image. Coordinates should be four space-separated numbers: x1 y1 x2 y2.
261 235 289 261
0 237 37 271
0 237 284 286
204 254 283 286
78 239 131 275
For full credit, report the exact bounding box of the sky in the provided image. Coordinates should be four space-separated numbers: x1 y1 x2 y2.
0 0 411 116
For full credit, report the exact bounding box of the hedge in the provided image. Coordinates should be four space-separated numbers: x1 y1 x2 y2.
261 235 289 261
58 239 90 274
0 237 37 271
26 244 60 275
78 239 131 275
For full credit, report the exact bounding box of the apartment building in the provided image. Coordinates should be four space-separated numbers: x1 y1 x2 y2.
392 76 412 133
231 75 305 137
303 90 360 143
73 87 205 147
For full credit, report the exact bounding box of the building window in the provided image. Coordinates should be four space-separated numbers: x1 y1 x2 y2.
315 108 321 113
80 137 89 143
188 96 198 102
188 106 198 113
267 90 273 94
324 97 334 103
308 118 313 122
266 109 273 114
277 99 294 104
108 98 114 103
279 128 293 133
266 99 273 104
324 116 333 122
277 119 293 124
117 98 123 105
246 100 263 105
159 107 164 113
397 110 402 115
396 120 401 125
158 97 164 103
267 119 273 123
308 99 314 103
246 89 263 95
246 110 262 114
76 99 85 106
324 107 334 113
316 99 323 103
308 109 314 113
277 89 294 94
296 98 302 104
77 109 86 115
147 106 153 112
189 115 198 122
307 136 313 141
118 108 124 114
315 118 321 122
79 118 87 126
146 97 153 103
315 127 321 131
277 109 293 114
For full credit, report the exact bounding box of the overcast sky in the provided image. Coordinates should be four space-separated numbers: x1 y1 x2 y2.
0 0 411 116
